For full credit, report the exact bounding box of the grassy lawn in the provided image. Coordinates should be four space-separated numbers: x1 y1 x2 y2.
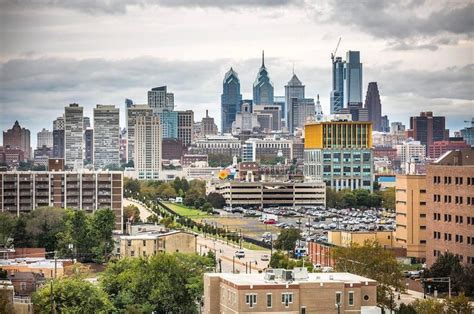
162 202 213 218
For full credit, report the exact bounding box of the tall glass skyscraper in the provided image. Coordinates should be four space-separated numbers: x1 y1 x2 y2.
221 67 242 133
343 51 363 107
330 56 344 114
253 51 274 106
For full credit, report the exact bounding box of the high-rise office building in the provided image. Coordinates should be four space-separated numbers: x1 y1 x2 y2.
159 111 178 139
3 121 31 160
37 128 53 148
200 110 218 137
339 103 369 122
330 56 344 114
147 86 174 115
460 118 473 145
343 51 363 108
83 117 91 129
364 82 382 131
395 174 427 261
409 111 448 151
426 148 474 266
177 110 194 146
232 103 260 134
52 130 64 158
391 122 406 134
289 98 315 133
273 96 286 126
381 115 390 132
253 51 274 106
127 104 153 163
221 67 242 133
64 103 84 170
253 105 281 131
285 73 305 129
135 115 162 180
84 128 93 164
304 120 373 191
53 116 64 131
93 105 120 169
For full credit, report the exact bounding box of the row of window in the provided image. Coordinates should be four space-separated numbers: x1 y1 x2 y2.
432 195 474 205
433 214 474 225
433 176 474 185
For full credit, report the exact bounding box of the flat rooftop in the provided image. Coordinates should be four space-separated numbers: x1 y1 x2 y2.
207 272 376 286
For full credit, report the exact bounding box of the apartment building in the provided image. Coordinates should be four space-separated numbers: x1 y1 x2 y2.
203 270 377 314
191 134 241 156
395 174 427 261
426 148 474 266
0 171 123 231
212 181 326 208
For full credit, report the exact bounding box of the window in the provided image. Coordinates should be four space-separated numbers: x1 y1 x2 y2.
301 307 307 314
282 293 293 307
20 282 27 290
348 291 354 306
245 294 257 308
131 251 135 257
336 292 342 305
143 240 146 246
266 293 272 308
127 240 131 246
363 295 370 301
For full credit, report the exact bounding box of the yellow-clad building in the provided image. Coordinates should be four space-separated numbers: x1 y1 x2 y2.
328 230 396 248
304 120 374 191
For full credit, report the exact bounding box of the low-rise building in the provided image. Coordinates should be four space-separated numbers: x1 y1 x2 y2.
328 230 396 248
203 270 377 314
213 181 325 208
119 230 197 258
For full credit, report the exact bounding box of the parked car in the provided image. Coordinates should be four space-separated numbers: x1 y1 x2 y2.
235 250 245 258
261 254 270 261
264 219 277 225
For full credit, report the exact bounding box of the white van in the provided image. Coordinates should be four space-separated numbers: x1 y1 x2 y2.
235 250 245 258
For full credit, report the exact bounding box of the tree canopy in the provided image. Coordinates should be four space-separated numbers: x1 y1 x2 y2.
274 228 302 253
325 187 394 210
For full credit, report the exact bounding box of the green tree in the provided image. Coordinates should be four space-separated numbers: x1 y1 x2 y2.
0 213 16 247
354 189 370 207
326 187 342 208
411 298 445 314
445 293 473 314
123 178 140 197
332 240 404 311
206 192 226 209
341 191 357 208
208 153 233 167
32 278 114 313
12 214 30 247
424 252 464 294
25 207 66 252
90 209 116 262
100 253 214 313
381 187 395 210
274 228 302 253
397 303 417 314
123 204 141 223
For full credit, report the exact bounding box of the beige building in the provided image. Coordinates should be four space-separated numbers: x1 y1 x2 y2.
395 174 427 261
328 230 395 248
204 270 378 314
119 230 197 258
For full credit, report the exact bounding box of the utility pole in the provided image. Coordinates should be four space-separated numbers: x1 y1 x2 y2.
50 280 54 314
54 251 57 279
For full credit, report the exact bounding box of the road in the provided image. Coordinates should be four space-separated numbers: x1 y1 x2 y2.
124 198 158 222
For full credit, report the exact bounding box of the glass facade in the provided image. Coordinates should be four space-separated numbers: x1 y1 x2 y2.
221 68 242 133
158 111 178 139
330 57 344 114
253 52 274 106
343 51 363 107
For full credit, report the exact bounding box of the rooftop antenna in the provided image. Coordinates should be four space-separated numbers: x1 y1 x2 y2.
331 37 342 61
262 50 265 67
292 62 295 75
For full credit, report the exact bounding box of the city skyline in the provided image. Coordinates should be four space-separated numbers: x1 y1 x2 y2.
1 0 473 146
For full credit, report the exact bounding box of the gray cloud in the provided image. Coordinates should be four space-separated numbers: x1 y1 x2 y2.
321 0 474 50
1 0 301 14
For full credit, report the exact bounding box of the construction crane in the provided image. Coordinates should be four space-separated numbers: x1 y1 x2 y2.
331 37 342 61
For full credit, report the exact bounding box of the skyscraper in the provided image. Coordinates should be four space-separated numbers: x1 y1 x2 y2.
127 104 153 163
93 105 120 169
3 121 31 159
343 51 363 107
53 116 64 131
177 110 194 146
290 98 315 133
84 128 93 164
330 56 344 114
285 72 305 131
253 51 274 106
53 129 64 158
221 67 242 133
64 103 84 170
37 128 53 148
147 86 174 115
135 115 162 180
409 111 448 151
364 82 382 131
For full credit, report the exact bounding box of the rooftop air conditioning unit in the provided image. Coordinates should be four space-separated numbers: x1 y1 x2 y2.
282 270 293 281
293 267 309 280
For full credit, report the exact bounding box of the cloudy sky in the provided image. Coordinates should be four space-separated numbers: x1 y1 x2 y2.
0 0 473 146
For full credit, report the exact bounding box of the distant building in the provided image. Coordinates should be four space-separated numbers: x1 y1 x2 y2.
3 121 31 160
135 115 162 180
64 104 84 170
37 128 53 148
460 118 473 145
304 120 373 191
177 110 194 146
364 82 382 131
242 137 293 163
396 139 426 164
158 111 178 139
426 148 474 266
52 129 64 159
119 230 196 258
162 138 185 160
0 147 25 166
343 51 363 108
330 56 344 114
53 116 64 131
428 137 470 159
395 174 427 261
273 96 286 126
339 102 368 122
391 122 406 134
33 145 52 166
181 154 208 167
409 111 448 151
329 230 396 248
232 103 260 134
204 271 377 314
191 134 241 157
84 128 93 165
381 115 390 132
127 104 153 163
147 86 174 115
0 171 123 230
253 105 281 131
253 51 274 106
221 68 242 133
200 110 218 137
93 105 120 169
289 98 315 134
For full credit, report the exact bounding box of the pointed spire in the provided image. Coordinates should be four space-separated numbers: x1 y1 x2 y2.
292 62 295 75
317 94 320 102
262 50 265 67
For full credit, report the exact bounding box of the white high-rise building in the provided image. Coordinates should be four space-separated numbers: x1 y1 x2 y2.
127 104 153 163
64 104 84 170
147 86 174 115
37 128 53 148
135 115 162 180
93 105 120 169
396 139 426 163
53 116 64 130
